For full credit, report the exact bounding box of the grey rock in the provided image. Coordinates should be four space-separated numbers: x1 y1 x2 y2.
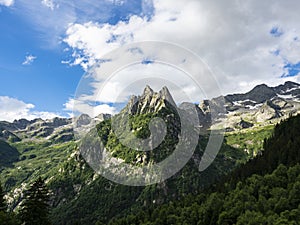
255 101 283 123
125 86 177 115
95 113 111 122
226 84 277 103
75 114 92 127
237 119 253 129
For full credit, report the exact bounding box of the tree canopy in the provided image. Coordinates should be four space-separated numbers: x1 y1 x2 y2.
20 177 51 225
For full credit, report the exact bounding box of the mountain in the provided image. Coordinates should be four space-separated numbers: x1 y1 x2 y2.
125 85 177 115
0 117 73 143
207 81 300 130
94 85 234 182
109 113 300 225
46 86 242 224
1 81 300 143
1 81 300 224
226 84 277 103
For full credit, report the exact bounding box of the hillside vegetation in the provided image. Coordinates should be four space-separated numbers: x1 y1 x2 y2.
107 114 300 225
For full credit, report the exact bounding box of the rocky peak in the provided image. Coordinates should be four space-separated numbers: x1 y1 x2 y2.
274 81 300 93
95 113 111 122
226 84 277 104
272 81 300 100
245 84 277 103
12 119 31 130
159 86 176 107
143 85 154 96
50 117 71 128
284 81 300 88
125 86 177 115
250 84 274 94
74 114 92 127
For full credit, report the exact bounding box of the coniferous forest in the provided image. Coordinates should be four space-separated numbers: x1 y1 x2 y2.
106 115 300 225
0 178 50 225
0 114 300 224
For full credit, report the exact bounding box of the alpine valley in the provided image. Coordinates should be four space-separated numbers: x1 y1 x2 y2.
1 81 300 224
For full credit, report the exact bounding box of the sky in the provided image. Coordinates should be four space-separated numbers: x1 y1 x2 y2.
0 0 300 122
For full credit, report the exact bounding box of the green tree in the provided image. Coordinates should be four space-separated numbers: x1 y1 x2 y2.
20 177 51 225
0 182 6 212
236 210 266 225
0 182 20 225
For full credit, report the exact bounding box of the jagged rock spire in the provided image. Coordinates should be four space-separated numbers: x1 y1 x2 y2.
159 86 176 107
143 85 154 96
124 85 177 114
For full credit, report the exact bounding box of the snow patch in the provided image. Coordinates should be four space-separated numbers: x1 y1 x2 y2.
277 94 294 99
280 87 300 94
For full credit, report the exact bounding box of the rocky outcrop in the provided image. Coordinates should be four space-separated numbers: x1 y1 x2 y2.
255 101 283 123
125 86 177 115
95 113 111 122
74 114 92 127
273 81 300 95
237 119 253 129
209 81 300 129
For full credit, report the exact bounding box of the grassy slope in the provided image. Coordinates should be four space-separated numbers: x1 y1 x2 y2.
0 140 81 209
225 125 274 162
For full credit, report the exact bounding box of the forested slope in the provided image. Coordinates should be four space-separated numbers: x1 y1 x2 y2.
108 115 300 225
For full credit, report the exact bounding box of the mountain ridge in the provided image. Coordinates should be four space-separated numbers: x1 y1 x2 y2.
2 81 300 143
1 81 297 224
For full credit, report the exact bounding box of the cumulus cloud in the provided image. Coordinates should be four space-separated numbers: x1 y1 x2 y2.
64 0 300 100
22 54 37 65
0 0 14 7
0 96 61 122
64 98 117 117
13 0 151 48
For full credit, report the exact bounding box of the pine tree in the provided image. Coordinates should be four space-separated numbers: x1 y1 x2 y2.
0 181 7 212
20 177 51 225
0 182 19 225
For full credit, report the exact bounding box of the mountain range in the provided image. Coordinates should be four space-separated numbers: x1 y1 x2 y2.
1 81 300 224
2 81 300 144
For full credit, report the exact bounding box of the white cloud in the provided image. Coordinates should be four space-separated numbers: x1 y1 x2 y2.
64 0 300 100
64 17 144 69
22 54 37 65
0 96 61 122
41 0 58 11
76 62 210 104
13 0 151 48
64 98 116 117
0 0 14 7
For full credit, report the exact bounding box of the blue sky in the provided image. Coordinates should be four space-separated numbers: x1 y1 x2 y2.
0 0 300 121
0 0 153 121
